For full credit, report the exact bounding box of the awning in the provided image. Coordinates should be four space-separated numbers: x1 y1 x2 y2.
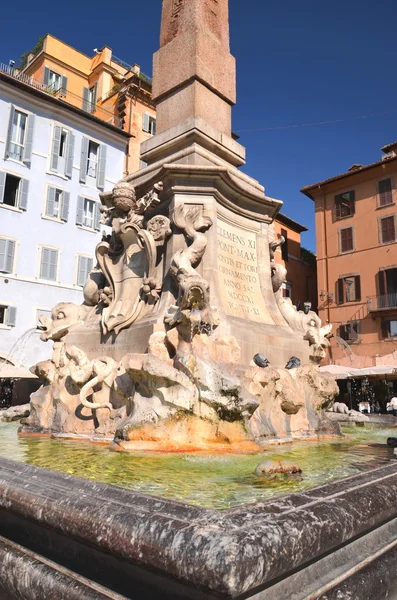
319 364 397 379
0 365 37 379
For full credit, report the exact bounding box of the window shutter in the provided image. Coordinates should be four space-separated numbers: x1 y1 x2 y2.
19 179 29 211
94 203 101 231
4 240 15 274
50 125 62 172
77 256 87 286
0 171 5 204
82 87 90 112
381 319 389 339
65 133 75 178
43 66 50 86
351 321 359 341
91 83 97 109
46 186 56 217
79 137 89 183
40 248 50 279
96 144 107 190
22 114 35 166
87 257 93 275
4 105 15 159
61 191 70 222
6 306 17 328
60 75 68 97
76 196 84 225
337 278 344 304
142 113 150 132
49 249 58 281
354 275 361 302
381 216 395 243
379 179 392 207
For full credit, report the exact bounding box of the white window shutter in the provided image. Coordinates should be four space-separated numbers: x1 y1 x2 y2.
0 239 7 272
50 125 62 172
4 240 15 273
96 145 107 190
46 186 56 217
79 137 89 183
65 133 75 178
4 105 15 159
0 171 5 204
19 179 29 211
22 114 35 166
76 196 84 225
94 203 101 231
49 249 58 281
61 191 70 222
6 306 17 327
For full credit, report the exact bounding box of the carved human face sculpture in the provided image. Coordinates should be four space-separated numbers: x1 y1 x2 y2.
147 215 172 243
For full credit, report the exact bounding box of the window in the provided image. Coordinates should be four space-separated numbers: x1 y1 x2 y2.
4 106 35 166
0 238 16 274
0 172 29 211
39 247 58 281
79 137 106 189
0 305 16 327
76 197 100 230
378 268 397 308
382 318 397 339
83 198 95 228
44 186 70 221
48 70 61 91
50 125 74 177
281 281 292 298
335 191 355 219
87 141 99 178
380 215 396 244
82 84 97 113
280 228 288 262
142 113 156 135
378 178 393 207
339 321 360 343
337 275 361 304
339 227 354 253
77 256 93 287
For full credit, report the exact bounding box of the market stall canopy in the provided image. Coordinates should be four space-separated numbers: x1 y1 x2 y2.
0 365 37 379
319 364 397 379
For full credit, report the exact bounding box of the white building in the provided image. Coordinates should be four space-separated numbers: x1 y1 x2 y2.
0 67 130 369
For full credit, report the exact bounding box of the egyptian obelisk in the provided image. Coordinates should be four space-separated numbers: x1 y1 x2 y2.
125 0 310 367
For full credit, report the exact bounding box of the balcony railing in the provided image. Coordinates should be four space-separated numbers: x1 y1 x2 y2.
367 293 397 312
0 62 122 129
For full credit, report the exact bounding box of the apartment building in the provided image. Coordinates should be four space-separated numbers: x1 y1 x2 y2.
0 67 130 368
272 213 318 311
18 34 156 173
302 143 397 368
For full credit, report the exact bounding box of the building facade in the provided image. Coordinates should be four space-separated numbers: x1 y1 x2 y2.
272 213 318 311
302 143 397 368
17 34 156 174
0 70 129 368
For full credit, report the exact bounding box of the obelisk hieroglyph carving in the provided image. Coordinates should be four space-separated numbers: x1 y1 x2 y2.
153 0 236 136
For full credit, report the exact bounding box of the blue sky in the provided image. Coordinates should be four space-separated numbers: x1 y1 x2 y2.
1 0 397 251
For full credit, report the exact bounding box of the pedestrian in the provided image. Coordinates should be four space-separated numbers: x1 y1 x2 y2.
388 394 397 417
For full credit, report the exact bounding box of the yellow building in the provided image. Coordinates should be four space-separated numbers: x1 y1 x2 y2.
20 34 156 174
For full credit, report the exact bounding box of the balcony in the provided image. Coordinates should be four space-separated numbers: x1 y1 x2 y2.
0 62 122 129
367 293 397 312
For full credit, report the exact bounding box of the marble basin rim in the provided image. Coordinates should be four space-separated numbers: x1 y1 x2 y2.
1 456 397 598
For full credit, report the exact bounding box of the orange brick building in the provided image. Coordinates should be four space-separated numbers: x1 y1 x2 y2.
19 34 156 174
302 143 397 368
273 213 318 311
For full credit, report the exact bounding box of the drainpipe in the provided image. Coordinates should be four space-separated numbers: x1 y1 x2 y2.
321 186 334 363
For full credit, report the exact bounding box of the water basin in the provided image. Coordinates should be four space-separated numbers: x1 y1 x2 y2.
0 423 394 509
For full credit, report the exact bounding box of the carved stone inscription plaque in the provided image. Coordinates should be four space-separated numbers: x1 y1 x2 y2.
217 219 271 323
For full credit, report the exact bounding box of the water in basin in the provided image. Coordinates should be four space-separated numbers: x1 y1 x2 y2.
0 423 394 509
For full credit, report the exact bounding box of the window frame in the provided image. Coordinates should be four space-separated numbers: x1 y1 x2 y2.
0 304 16 329
338 225 355 254
377 177 394 208
339 320 361 343
47 69 62 91
337 274 361 304
0 236 17 275
381 317 397 339
76 255 94 288
379 214 397 245
38 245 60 282
335 190 355 220
9 109 28 163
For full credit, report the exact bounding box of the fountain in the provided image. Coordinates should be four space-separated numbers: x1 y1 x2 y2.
0 2 397 599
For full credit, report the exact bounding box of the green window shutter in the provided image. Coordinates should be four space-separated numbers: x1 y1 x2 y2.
22 114 35 166
4 240 15 274
19 179 29 211
4 105 15 159
76 196 84 225
6 306 17 327
77 256 87 286
46 186 56 217
142 112 150 132
82 87 90 112
49 249 58 281
43 66 50 86
40 248 50 279
60 75 67 97
94 203 101 230
96 144 107 190
79 137 89 183
65 133 75 178
61 191 70 222
50 125 62 172
0 171 5 204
